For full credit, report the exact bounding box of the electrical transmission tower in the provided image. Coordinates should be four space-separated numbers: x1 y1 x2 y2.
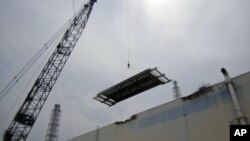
45 104 61 141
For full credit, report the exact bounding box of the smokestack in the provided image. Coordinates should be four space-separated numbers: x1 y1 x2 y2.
45 104 62 141
173 81 181 99
221 68 247 125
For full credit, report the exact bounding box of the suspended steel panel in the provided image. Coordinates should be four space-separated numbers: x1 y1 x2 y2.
94 68 171 106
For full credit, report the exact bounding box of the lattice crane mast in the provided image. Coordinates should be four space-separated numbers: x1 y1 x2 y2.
4 0 96 140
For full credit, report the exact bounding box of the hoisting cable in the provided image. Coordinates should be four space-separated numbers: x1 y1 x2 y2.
0 18 71 101
126 0 130 69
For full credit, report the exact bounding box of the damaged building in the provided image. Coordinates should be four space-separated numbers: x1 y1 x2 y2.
69 70 250 141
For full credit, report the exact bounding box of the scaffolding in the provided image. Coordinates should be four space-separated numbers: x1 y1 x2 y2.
94 68 171 106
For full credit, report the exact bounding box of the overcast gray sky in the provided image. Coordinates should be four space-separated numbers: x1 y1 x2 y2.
0 0 250 140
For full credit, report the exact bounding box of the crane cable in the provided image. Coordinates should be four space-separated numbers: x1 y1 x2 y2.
0 3 86 128
72 0 76 15
0 18 72 101
0 8 83 124
126 0 130 69
0 26 64 127
0 19 72 129
0 2 84 101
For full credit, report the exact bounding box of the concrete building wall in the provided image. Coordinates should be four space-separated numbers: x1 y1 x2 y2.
69 71 250 141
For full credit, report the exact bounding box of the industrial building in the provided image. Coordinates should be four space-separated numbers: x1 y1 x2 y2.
69 70 250 141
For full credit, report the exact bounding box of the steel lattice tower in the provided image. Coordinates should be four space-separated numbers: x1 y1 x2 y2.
45 104 61 141
173 81 181 99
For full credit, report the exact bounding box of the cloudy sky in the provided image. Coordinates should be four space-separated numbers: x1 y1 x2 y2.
0 0 250 140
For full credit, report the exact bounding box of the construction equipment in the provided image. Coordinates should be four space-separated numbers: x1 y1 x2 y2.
3 0 97 140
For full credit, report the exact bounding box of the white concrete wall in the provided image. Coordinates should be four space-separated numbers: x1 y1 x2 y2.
69 71 250 141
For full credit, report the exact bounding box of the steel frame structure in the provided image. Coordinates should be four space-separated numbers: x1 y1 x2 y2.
94 68 171 106
4 0 96 140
